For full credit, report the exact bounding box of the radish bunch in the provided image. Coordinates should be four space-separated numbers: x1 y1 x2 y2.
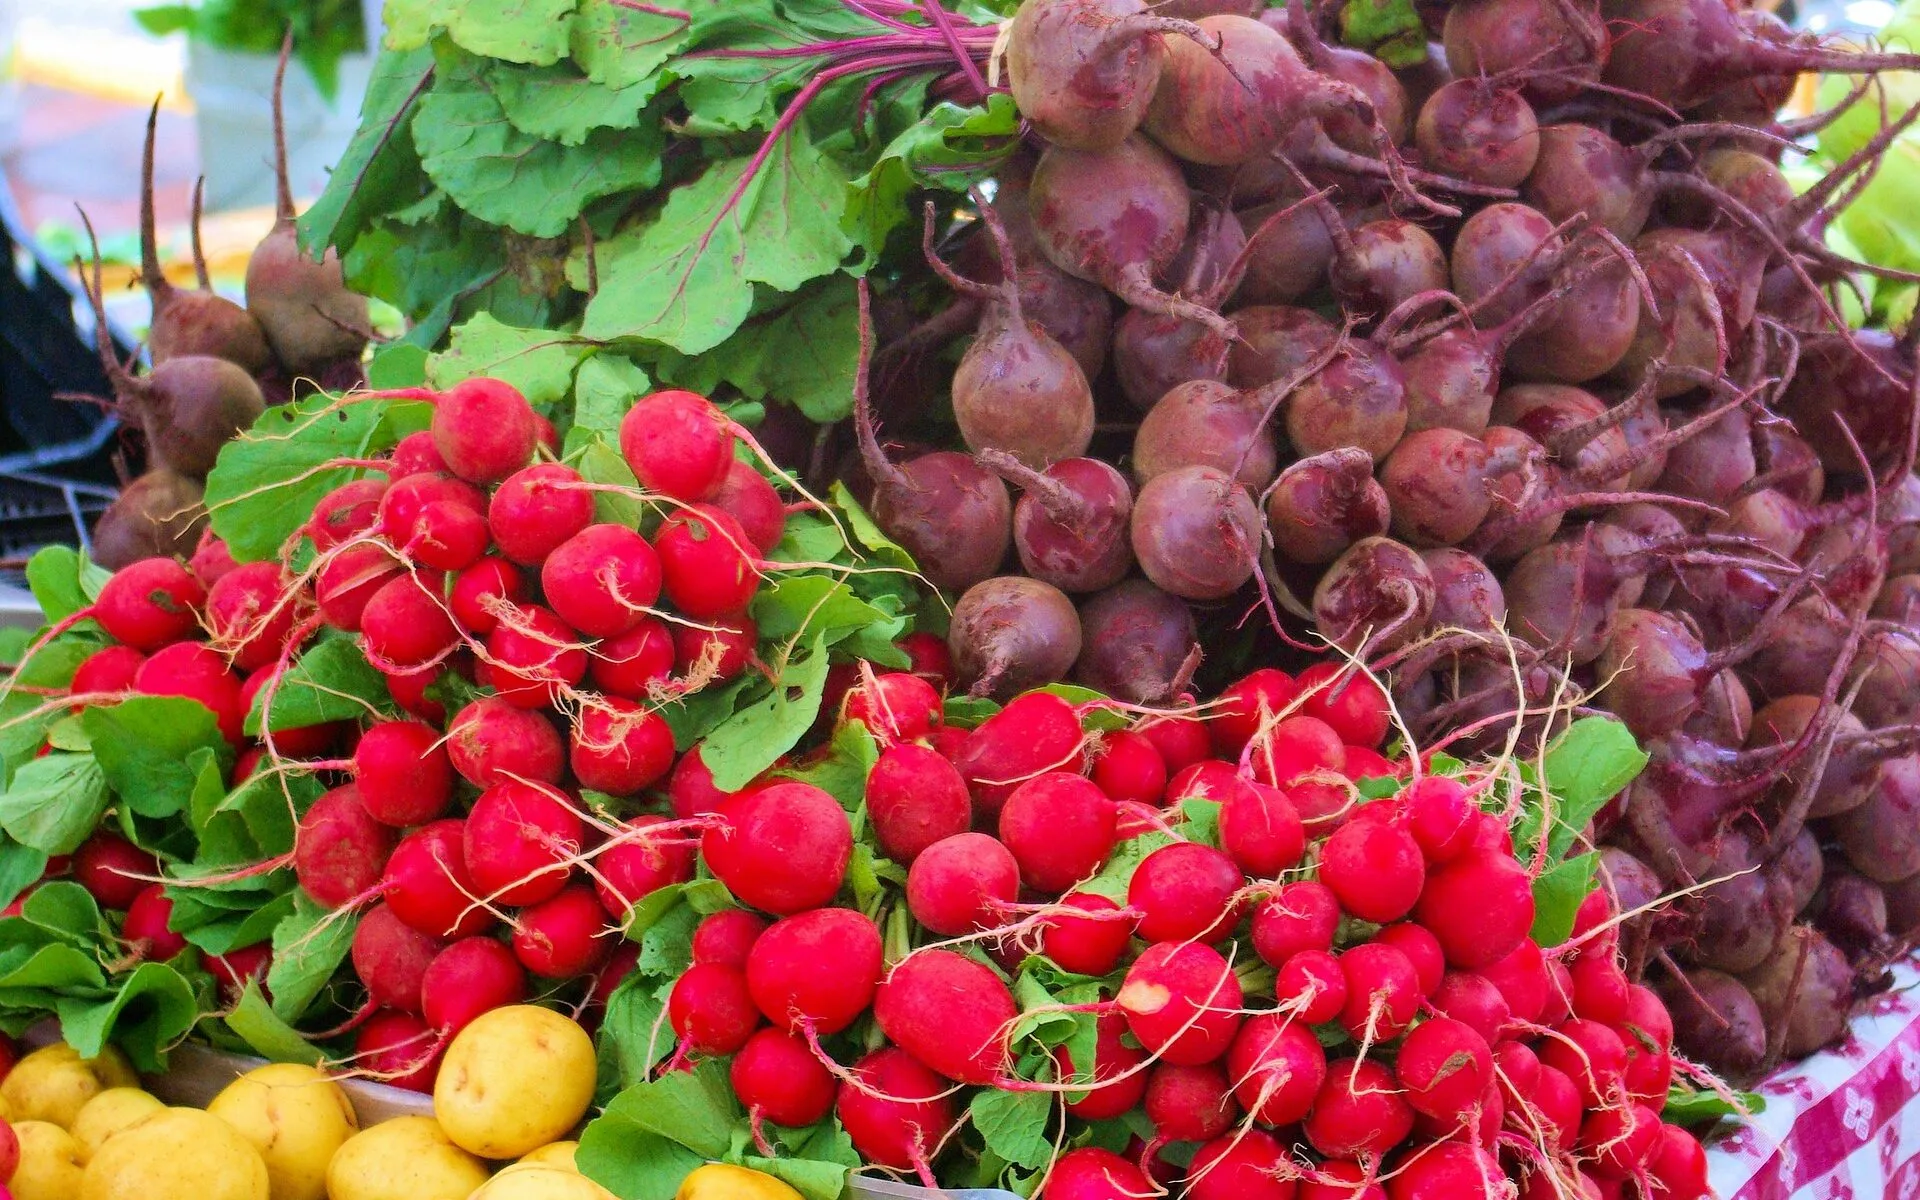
78 46 371 571
643 662 1716 1199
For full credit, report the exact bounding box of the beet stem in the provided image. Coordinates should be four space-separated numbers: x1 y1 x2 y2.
270 29 296 225
137 99 172 306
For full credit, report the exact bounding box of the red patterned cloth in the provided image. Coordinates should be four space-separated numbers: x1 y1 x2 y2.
1707 961 1920 1199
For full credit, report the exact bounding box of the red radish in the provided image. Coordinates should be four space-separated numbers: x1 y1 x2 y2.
841 672 941 745
1220 784 1304 877
431 378 537 484
448 557 526 638
875 949 1017 1085
1415 848 1536 968
421 937 527 1034
483 604 587 708
1041 1148 1153 1200
1128 842 1243 943
866 744 972 864
906 833 1018 935
897 632 953 686
1580 1101 1661 1179
570 698 675 795
732 1028 837 1129
353 721 453 827
1542 1017 1629 1108
593 818 695 918
488 463 594 565
463 781 583 907
389 431 447 479
1039 892 1137 976
1251 880 1340 966
1301 1161 1385 1200
1338 942 1421 1041
955 691 1089 819
1383 1142 1504 1199
385 820 495 939
92 557 204 650
1374 923 1444 996
1144 1061 1238 1141
1092 731 1168 805
706 461 786 554
134 642 245 744
378 474 485 539
308 479 387 551
123 885 185 959
1277 948 1347 1024
668 745 743 819
1295 662 1390 748
446 698 564 787
948 576 1083 700
1647 1123 1710 1200
356 1011 442 1092
1304 1058 1414 1158
1320 818 1424 923
352 902 443 1014
207 942 271 1002
998 772 1119 893
381 666 448 726
1117 941 1243 1065
316 544 402 633
295 785 395 909
590 618 676 699
1432 972 1512 1044
620 391 734 502
1395 1016 1492 1121
672 614 756 683
1570 955 1630 1024
656 506 761 619
669 962 761 1054
746 907 882 1034
541 524 662 638
1060 1012 1150 1120
691 909 767 970
1402 776 1475 861
1210 669 1298 754
702 782 852 915
837 1048 955 1177
360 572 458 673
71 645 146 698
1186 1129 1294 1200
397 500 490 572
1226 1012 1327 1125
238 666 340 757
1247 715 1345 788
511 884 612 978
73 833 158 910
1481 939 1550 1024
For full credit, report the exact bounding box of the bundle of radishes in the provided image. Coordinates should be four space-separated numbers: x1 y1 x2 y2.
80 44 370 570
834 0 1920 1084
613 653 1720 1200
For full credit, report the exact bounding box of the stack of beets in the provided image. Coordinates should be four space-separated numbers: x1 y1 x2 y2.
658 658 1718 1200
80 46 371 570
39 373 789 1091
854 0 1920 1082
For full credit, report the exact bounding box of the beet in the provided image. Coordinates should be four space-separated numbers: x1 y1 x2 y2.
1133 379 1278 491
1224 306 1339 389
93 472 208 570
1414 77 1540 189
1285 340 1408 459
1233 196 1336 305
1779 330 1917 481
1420 547 1506 633
1812 869 1889 955
1449 202 1562 328
1031 135 1230 334
979 452 1135 593
949 576 1084 698
1442 0 1606 103
1741 924 1852 1059
1312 536 1435 653
1611 236 1730 395
136 104 271 373
1271 3 1412 152
1378 429 1497 547
1266 448 1391 565
1112 204 1246 409
1522 124 1652 240
245 44 370 378
926 201 1095 468
1502 241 1642 384
1006 0 1214 152
1131 465 1262 600
1073 580 1201 704
1660 969 1766 1078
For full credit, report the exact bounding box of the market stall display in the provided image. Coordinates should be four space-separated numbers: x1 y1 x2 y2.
4 0 1920 1194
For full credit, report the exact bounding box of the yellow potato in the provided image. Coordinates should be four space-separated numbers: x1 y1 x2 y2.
471 1164 616 1200
12 1121 85 1200
435 1006 595 1160
208 1062 359 1200
80 1106 270 1200
1 1043 139 1127
323 1116 490 1200
676 1164 805 1200
70 1087 165 1161
517 1141 581 1170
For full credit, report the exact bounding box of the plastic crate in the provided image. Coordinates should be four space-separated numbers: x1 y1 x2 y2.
0 172 141 583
